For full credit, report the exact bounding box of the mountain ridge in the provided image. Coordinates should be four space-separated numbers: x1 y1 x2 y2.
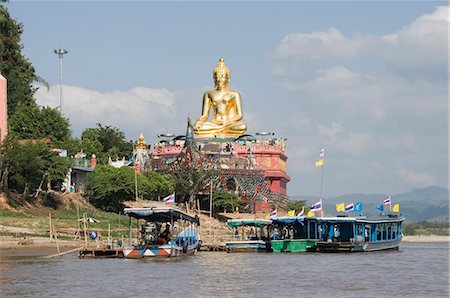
290 186 449 222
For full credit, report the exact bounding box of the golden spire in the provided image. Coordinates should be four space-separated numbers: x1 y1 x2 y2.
213 57 230 78
135 130 147 149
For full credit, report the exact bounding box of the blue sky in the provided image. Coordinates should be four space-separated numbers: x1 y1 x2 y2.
6 1 449 197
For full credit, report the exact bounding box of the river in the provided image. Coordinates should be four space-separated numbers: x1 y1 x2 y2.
0 242 448 298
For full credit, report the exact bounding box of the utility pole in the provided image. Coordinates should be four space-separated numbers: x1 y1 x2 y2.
53 49 68 114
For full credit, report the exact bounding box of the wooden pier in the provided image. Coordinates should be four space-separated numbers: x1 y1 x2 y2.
78 248 124 258
198 243 227 252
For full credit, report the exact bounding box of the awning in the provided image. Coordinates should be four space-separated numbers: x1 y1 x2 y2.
227 219 272 228
123 207 199 225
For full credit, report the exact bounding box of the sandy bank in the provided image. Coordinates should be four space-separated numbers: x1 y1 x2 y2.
403 235 449 243
0 236 83 257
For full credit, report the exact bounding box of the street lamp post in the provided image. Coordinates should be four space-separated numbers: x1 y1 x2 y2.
53 49 68 114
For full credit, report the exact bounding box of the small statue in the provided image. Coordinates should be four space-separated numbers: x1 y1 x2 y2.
194 58 247 137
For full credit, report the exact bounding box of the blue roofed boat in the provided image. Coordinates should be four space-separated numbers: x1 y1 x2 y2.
315 214 405 252
270 216 318 252
225 219 272 253
123 207 201 258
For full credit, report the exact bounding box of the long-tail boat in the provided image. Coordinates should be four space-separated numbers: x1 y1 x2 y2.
315 214 404 252
225 219 272 253
123 207 201 258
270 216 318 252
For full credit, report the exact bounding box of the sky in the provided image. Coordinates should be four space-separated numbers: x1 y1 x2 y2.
5 1 449 198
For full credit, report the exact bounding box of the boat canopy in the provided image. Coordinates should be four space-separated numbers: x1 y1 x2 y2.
123 207 199 225
227 219 272 228
272 216 305 224
316 214 405 224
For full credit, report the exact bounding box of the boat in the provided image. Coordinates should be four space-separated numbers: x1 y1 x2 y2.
270 216 318 253
122 207 201 258
225 219 272 253
315 214 404 252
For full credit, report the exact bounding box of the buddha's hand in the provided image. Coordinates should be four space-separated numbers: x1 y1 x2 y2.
194 120 204 129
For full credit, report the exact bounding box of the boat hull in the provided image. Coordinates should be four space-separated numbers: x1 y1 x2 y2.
317 237 402 253
271 239 317 253
225 240 269 253
123 244 197 258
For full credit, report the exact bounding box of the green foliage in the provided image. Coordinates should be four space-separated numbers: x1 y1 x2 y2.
286 199 308 213
85 166 174 213
0 4 41 116
0 139 68 194
172 165 212 206
8 105 71 146
212 189 243 213
403 221 449 236
78 124 133 164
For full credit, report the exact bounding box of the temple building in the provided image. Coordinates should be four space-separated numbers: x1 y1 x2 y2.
146 58 290 212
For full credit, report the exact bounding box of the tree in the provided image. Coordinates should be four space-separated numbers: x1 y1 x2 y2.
212 189 243 213
0 3 46 116
8 105 71 146
85 166 174 213
286 199 308 213
79 124 133 164
0 138 68 196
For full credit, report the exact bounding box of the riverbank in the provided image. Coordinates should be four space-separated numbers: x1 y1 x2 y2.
402 235 449 243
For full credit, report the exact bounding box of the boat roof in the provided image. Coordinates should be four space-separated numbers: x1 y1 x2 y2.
316 214 405 224
227 219 272 228
272 216 305 224
123 207 199 224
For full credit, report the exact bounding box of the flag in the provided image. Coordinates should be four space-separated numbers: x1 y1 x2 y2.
319 147 325 159
376 205 384 212
345 203 354 212
315 159 324 167
163 193 175 205
384 196 391 206
354 202 363 212
269 209 278 219
315 148 325 167
310 200 322 212
392 204 400 212
287 210 295 217
335 203 345 212
297 207 305 217
307 210 315 217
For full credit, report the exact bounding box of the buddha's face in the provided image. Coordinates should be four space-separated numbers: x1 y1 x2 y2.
214 70 229 89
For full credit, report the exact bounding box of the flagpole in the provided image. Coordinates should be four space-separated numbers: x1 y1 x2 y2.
319 161 324 217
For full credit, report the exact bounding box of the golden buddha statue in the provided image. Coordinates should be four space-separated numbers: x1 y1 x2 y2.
194 58 247 137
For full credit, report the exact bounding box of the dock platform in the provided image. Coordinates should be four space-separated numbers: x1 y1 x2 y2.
78 248 124 258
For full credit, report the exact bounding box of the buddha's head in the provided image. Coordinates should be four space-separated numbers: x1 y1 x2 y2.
213 58 230 89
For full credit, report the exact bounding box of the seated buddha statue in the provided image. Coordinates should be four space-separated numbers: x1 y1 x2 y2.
193 58 247 137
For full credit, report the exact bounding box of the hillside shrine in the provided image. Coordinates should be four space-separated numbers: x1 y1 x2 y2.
141 58 291 212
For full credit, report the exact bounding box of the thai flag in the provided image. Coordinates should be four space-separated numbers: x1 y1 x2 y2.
310 200 322 212
269 209 278 219
383 196 391 206
345 203 354 212
163 193 175 205
297 207 305 217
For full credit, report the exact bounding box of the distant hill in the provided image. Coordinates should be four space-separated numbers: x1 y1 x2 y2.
291 186 449 222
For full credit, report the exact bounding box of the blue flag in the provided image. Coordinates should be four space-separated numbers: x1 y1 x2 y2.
376 205 384 211
354 202 363 212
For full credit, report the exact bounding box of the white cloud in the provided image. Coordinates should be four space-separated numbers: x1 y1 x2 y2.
399 168 437 186
34 85 178 139
382 6 449 79
272 6 448 195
